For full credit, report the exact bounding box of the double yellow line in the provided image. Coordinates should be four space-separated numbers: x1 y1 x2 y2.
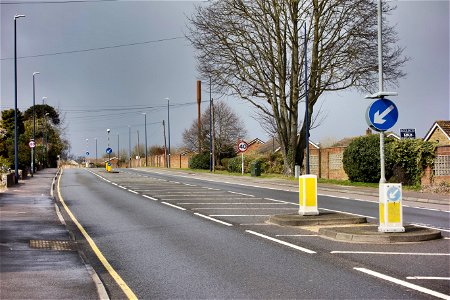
57 169 137 300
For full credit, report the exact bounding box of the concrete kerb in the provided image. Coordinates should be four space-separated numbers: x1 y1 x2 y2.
52 168 110 300
268 212 367 226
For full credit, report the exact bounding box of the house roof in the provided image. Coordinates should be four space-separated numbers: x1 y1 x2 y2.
247 138 265 146
423 120 450 141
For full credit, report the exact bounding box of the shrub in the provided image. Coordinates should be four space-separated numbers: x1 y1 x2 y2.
189 152 211 169
343 134 395 183
386 139 436 186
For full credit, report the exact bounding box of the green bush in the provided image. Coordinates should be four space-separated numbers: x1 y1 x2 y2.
189 152 211 170
343 135 395 183
386 139 436 186
227 156 244 173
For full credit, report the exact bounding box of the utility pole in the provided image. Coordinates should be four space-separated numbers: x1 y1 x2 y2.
117 134 119 168
197 80 202 154
137 129 140 166
212 98 216 172
128 126 131 168
162 120 168 168
31 71 39 177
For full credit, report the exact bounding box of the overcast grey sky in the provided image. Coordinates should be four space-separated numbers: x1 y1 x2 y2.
1 0 449 157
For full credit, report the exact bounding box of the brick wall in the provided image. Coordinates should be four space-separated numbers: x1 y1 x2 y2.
422 145 450 186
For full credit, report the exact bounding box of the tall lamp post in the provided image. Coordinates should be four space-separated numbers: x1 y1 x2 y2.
31 71 40 176
165 98 171 168
13 14 25 183
303 21 310 175
128 126 131 168
41 97 47 168
95 138 98 163
142 113 148 167
44 112 49 168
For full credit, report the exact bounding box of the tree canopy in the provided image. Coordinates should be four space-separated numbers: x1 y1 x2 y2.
187 0 408 174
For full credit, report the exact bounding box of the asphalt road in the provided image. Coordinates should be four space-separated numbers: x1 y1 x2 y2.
58 168 450 299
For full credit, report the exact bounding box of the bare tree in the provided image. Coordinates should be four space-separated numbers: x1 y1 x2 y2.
182 100 247 163
187 0 408 175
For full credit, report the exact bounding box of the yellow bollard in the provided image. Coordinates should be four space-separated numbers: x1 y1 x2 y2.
378 183 404 232
299 174 319 216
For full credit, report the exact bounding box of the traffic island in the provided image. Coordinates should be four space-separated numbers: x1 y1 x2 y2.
318 225 442 243
268 212 367 226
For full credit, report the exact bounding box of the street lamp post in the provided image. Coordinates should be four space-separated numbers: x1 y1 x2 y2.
117 134 119 167
142 113 148 167
31 71 40 177
303 21 310 175
128 126 131 168
209 78 213 173
13 14 25 183
44 112 49 168
165 98 171 168
95 138 98 163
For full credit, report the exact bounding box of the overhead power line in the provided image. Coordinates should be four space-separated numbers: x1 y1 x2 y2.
0 36 186 60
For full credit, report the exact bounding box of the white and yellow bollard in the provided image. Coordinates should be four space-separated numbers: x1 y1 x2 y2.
378 183 404 232
299 174 319 216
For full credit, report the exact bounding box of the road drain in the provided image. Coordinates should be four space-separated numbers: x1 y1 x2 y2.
29 240 77 251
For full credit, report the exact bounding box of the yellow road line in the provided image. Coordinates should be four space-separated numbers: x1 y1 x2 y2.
57 169 138 300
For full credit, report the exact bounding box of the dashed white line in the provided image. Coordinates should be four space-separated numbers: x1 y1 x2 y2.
210 215 271 217
193 213 233 226
118 186 127 190
112 183 118 186
128 189 138 194
227 191 255 197
406 277 450 281
161 202 186 211
177 203 285 205
245 230 316 254
264 198 295 205
332 251 450 256
276 234 319 237
142 195 158 201
354 267 450 300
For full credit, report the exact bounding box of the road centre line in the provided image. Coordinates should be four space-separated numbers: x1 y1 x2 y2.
332 251 450 256
276 234 319 237
227 191 255 197
142 195 158 201
320 208 376 220
193 208 296 210
132 169 449 214
211 214 271 217
406 277 450 281
118 186 127 190
246 230 316 254
128 189 138 194
177 203 286 205
57 170 137 299
193 213 233 226
354 267 450 300
161 202 186 211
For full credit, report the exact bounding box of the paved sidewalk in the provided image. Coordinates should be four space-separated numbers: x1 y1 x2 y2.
0 168 102 300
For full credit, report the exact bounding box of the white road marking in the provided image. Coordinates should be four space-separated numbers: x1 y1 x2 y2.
354 268 450 300
320 208 376 219
128 189 138 194
169 181 180 184
264 198 296 205
276 234 319 237
332 251 450 256
118 186 127 190
246 230 316 254
227 191 255 197
193 213 233 226
183 183 196 186
210 214 271 217
193 207 295 210
411 223 450 233
161 202 186 211
406 277 450 281
112 183 118 186
240 223 271 226
142 195 158 201
177 203 285 205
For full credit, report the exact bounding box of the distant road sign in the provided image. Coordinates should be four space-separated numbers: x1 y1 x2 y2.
106 147 113 154
400 128 416 139
86 151 89 156
29 140 36 148
367 98 399 131
238 141 248 153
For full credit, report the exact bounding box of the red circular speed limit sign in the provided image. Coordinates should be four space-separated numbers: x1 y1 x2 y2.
237 141 248 153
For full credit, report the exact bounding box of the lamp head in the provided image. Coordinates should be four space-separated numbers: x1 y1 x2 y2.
107 129 111 133
14 15 25 20
33 72 40 76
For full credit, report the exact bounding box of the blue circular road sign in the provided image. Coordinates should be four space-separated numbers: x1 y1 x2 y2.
86 151 89 156
106 147 113 154
367 98 398 131
387 186 401 202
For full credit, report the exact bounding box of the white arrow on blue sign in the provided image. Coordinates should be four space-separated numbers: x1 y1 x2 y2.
106 147 113 154
367 98 399 131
